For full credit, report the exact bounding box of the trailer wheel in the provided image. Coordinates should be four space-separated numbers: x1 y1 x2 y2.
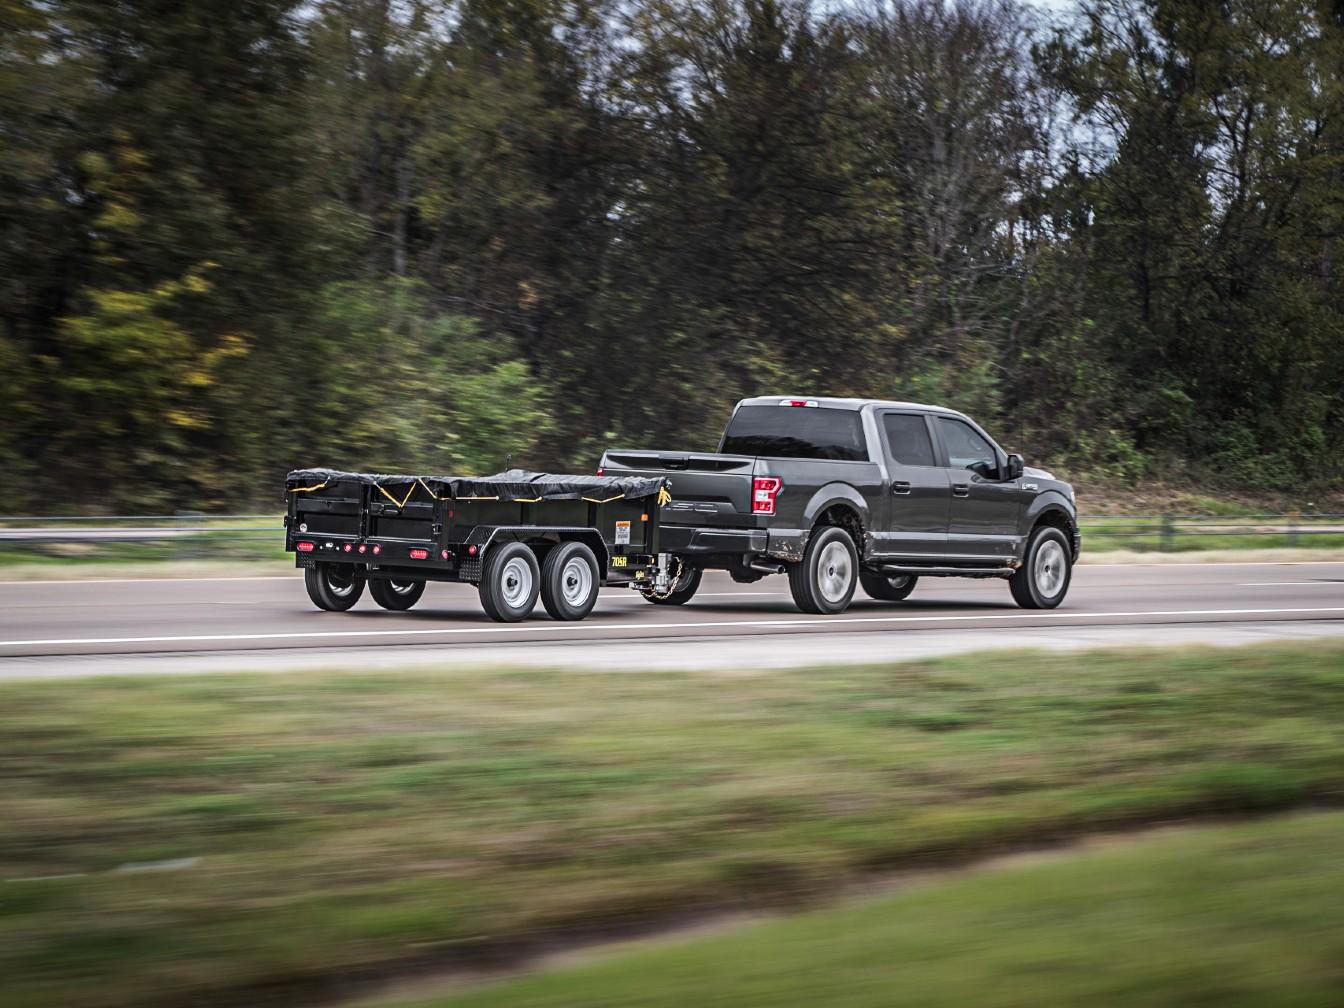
788 526 858 614
478 542 541 622
540 542 600 621
369 578 426 611
304 562 365 612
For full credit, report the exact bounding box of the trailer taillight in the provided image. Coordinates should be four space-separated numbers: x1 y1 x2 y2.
752 476 783 515
295 541 315 552
409 548 429 560
343 543 353 553
371 544 382 556
357 543 368 554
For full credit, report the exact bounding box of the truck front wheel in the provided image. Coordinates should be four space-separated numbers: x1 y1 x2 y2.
304 563 365 611
369 578 426 611
789 526 858 615
1009 526 1072 609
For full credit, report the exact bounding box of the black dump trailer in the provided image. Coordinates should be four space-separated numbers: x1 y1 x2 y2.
283 468 674 621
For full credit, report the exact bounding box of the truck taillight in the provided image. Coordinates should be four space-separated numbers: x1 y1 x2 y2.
752 476 782 515
295 541 315 552
597 466 604 476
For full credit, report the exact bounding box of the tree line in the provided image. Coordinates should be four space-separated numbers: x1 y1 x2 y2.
2 0 1342 511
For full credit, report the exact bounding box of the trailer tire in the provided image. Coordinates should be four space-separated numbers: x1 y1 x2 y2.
369 577 426 611
540 541 600 621
788 526 858 615
479 543 541 622
305 563 365 612
640 564 702 605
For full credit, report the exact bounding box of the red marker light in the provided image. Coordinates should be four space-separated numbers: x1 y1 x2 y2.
440 549 449 559
409 548 430 560
343 543 353 553
467 544 478 556
371 544 382 556
357 543 368 554
295 541 315 552
752 476 783 516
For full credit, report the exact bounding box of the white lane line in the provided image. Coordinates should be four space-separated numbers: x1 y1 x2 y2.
0 576 300 586
2 607 1343 649
1238 582 1336 587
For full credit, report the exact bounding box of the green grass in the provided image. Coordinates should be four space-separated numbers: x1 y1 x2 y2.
3 643 1344 1006
395 810 1344 1008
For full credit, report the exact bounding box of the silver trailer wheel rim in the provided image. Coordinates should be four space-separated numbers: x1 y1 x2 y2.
560 556 593 607
817 540 853 604
390 580 417 595
1035 540 1066 597
500 556 533 609
328 569 357 597
887 575 911 589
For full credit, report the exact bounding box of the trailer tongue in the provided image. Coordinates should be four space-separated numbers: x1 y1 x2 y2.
284 468 672 621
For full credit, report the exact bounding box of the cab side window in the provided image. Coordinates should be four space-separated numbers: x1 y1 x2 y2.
883 413 936 467
937 417 996 472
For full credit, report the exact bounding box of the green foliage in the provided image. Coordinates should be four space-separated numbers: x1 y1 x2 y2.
302 279 551 474
2 0 1344 508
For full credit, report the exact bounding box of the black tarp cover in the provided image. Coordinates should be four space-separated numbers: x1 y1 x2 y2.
287 467 667 503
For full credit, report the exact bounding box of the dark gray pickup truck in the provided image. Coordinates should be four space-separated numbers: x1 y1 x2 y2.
599 396 1080 613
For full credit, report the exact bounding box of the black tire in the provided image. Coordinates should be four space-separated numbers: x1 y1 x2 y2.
478 542 541 622
369 577 426 611
304 563 365 612
541 542 600 621
788 526 858 615
860 570 918 602
1009 526 1073 609
640 564 702 605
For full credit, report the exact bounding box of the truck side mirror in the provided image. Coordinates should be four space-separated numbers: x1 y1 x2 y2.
1005 453 1024 480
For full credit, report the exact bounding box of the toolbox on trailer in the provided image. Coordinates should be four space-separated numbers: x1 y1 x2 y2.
284 468 673 621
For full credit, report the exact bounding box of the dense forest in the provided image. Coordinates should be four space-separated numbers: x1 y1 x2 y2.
3 0 1343 511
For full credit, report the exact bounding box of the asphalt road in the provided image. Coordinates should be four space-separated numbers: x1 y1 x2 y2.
2 562 1343 678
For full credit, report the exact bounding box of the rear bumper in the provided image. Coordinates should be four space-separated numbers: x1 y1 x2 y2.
659 525 768 556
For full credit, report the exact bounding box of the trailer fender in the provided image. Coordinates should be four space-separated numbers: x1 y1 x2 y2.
465 526 612 582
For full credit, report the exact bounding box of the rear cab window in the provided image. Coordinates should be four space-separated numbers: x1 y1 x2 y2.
721 405 867 461
881 413 936 467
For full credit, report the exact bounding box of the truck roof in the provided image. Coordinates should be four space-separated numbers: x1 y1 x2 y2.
736 395 967 418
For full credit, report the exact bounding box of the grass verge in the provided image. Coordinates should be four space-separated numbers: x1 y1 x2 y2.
387 810 1344 1008
3 643 1344 1007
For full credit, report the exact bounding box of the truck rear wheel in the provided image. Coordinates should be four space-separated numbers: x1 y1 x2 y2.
369 577 426 611
541 542 600 621
789 526 858 614
859 571 918 602
640 563 702 605
304 563 365 611
1009 526 1072 609
479 542 541 622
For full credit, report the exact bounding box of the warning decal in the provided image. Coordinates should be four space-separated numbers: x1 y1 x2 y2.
614 520 631 545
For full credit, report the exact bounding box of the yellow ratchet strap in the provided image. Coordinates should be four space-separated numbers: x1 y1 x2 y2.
511 496 544 503
582 493 625 504
288 481 329 493
375 482 418 508
417 478 450 500
657 485 672 506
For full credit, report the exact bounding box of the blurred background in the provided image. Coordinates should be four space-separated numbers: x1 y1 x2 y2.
4 0 1344 514
5 3 1344 1008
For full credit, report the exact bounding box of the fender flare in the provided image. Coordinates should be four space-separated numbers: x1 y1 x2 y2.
1021 494 1078 558
802 482 872 530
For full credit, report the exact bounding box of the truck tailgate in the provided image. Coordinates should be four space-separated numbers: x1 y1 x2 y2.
601 451 761 529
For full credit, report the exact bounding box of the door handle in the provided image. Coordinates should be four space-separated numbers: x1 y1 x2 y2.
891 481 911 495
951 484 970 498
